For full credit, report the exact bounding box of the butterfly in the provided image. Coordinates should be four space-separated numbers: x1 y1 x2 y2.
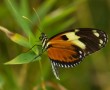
38 28 108 80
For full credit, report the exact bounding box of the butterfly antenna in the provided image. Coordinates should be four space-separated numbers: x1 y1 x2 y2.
22 15 42 34
33 8 44 33
22 16 33 24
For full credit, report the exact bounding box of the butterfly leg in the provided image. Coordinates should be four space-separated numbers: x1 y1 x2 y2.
24 44 42 53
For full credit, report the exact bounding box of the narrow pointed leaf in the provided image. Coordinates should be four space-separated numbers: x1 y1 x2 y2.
20 0 29 17
5 0 34 38
5 51 40 64
0 26 30 48
48 17 76 37
32 0 56 24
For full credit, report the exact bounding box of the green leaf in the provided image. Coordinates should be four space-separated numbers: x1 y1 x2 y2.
20 0 29 17
5 51 40 64
42 6 76 27
5 0 34 38
48 17 76 37
32 0 56 25
0 26 30 48
55 18 76 31
0 75 4 89
11 33 30 48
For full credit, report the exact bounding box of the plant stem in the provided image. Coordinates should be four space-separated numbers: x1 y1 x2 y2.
39 60 46 90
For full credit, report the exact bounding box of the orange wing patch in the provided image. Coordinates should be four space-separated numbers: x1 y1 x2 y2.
47 41 85 67
48 47 77 62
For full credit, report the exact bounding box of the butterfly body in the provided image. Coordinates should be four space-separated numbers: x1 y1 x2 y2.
39 28 108 80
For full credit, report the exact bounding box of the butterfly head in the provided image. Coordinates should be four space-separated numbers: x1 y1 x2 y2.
39 33 46 40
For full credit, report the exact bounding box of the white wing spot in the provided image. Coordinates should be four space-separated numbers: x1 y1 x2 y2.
71 65 73 67
92 30 100 37
64 32 86 49
58 63 61 67
55 62 58 66
73 64 76 66
100 39 103 44
78 61 81 64
61 64 64 67
94 33 99 37
75 29 79 32
65 65 67 68
75 63 78 66
104 37 107 41
93 30 97 32
103 33 106 37
79 51 82 54
53 62 56 66
87 52 90 54
79 55 82 59
99 44 102 47
63 32 79 40
67 65 70 68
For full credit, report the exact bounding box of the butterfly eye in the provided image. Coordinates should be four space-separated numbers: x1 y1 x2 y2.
39 33 45 40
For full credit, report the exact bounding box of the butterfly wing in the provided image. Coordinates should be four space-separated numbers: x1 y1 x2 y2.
47 42 85 79
48 28 108 57
46 28 108 79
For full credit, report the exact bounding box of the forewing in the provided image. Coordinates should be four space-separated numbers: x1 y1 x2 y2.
48 28 108 56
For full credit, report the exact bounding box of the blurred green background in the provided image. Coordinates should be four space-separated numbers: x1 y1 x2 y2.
0 0 110 90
